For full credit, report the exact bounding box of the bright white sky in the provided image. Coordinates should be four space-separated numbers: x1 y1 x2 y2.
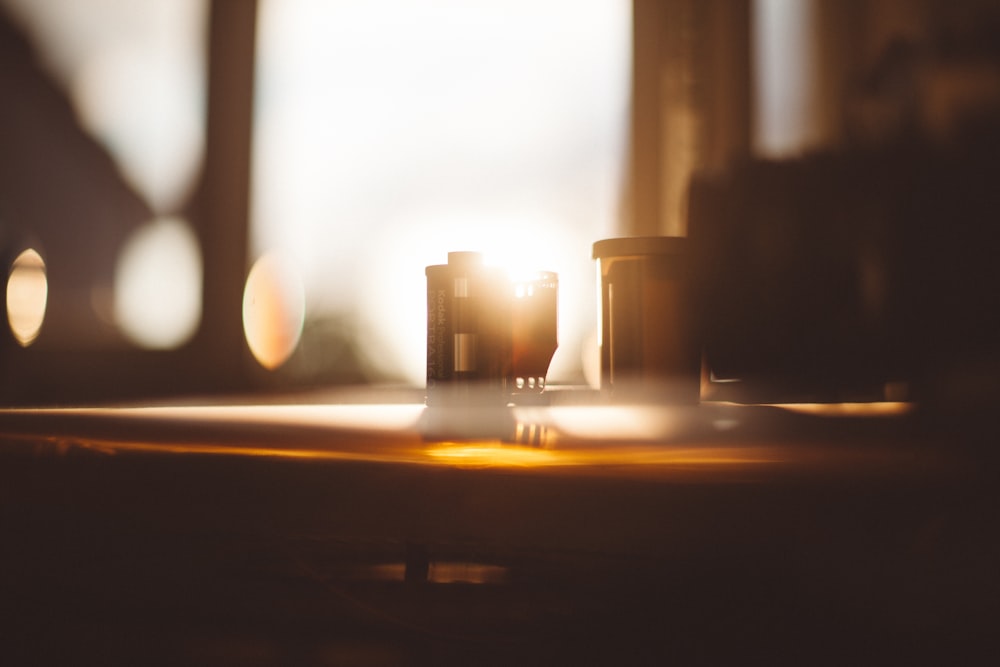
252 0 632 383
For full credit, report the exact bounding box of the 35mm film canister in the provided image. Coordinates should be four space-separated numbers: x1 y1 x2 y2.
425 252 557 405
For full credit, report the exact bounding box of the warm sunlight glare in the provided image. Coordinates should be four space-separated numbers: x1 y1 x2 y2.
427 442 560 467
360 213 589 385
769 402 914 417
253 0 631 386
548 405 687 441
6 248 48 346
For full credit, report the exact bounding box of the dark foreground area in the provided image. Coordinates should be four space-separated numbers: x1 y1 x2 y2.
0 406 997 665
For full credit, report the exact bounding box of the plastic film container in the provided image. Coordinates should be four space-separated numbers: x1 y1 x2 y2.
593 237 699 404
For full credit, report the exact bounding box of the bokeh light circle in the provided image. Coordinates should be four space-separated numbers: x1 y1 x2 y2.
6 248 48 346
242 253 306 370
114 217 203 349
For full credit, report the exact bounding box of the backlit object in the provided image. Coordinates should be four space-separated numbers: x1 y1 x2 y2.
593 237 699 404
425 252 557 404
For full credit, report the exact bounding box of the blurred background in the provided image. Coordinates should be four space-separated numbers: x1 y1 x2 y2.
2 0 1000 405
0 0 631 403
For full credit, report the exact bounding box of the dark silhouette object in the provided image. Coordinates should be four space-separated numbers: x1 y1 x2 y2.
690 126 1000 410
0 9 151 349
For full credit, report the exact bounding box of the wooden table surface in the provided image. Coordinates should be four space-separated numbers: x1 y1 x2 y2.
0 399 996 665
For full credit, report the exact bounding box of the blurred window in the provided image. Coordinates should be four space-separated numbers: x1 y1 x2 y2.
753 0 819 157
252 0 631 385
1 0 207 213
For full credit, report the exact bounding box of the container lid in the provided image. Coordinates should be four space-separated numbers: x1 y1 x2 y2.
447 251 483 267
592 236 686 260
426 251 484 276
